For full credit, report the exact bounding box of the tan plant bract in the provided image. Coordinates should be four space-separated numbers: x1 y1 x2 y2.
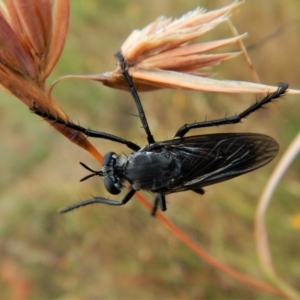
69 0 299 95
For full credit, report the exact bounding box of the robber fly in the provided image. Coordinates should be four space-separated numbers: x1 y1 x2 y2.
32 51 288 215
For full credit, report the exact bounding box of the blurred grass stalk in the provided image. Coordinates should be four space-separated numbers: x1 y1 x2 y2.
255 132 300 300
0 0 299 297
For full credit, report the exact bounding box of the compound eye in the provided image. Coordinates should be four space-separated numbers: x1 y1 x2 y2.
103 152 116 166
104 176 120 195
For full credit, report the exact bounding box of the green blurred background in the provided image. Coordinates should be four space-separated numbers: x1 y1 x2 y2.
0 0 300 299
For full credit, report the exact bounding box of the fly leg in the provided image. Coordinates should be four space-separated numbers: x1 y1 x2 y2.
115 51 155 145
59 188 136 213
192 188 205 195
174 83 288 138
31 103 140 151
151 194 167 216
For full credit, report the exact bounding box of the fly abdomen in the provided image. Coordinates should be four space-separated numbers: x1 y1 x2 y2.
124 151 181 192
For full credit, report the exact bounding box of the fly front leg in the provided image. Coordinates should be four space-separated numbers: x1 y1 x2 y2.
59 188 136 213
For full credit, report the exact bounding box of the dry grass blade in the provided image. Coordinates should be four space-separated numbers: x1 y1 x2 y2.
43 0 70 79
0 0 102 163
0 9 36 78
9 0 51 58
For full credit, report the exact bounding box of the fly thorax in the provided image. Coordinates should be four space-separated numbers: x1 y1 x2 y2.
102 152 127 195
124 151 181 192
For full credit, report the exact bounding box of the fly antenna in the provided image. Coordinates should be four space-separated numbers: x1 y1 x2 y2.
79 162 103 182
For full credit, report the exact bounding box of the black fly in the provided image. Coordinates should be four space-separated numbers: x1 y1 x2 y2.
32 51 288 215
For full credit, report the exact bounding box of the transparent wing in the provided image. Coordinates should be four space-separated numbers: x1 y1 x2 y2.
145 133 278 193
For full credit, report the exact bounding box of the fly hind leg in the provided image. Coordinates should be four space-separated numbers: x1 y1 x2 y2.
173 83 288 139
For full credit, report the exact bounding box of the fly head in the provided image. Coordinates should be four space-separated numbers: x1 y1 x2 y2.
102 152 125 195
